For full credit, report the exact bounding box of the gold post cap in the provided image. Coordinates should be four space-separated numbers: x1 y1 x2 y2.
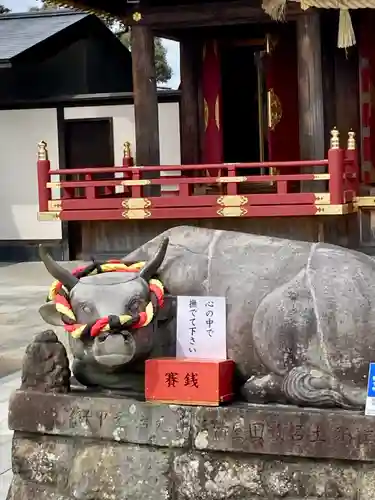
347 130 356 150
37 140 48 160
123 141 132 158
330 127 340 149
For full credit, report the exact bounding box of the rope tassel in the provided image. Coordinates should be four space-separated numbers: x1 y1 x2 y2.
262 0 361 49
338 8 356 49
47 260 165 339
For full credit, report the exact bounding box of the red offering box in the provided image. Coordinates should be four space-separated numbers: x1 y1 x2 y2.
145 358 235 406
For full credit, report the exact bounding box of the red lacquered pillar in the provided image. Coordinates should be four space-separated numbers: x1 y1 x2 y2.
328 128 344 205
345 130 360 196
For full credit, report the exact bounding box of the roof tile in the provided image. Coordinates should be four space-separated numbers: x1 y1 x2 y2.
0 10 88 61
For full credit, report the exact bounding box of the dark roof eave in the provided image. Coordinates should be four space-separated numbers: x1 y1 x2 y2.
47 0 131 19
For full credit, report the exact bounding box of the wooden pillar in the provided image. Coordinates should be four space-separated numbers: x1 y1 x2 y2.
320 11 336 152
297 11 325 191
180 38 201 164
321 11 360 160
131 25 160 167
334 48 360 150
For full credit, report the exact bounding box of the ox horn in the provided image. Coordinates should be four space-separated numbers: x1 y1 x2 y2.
140 237 169 282
39 245 79 291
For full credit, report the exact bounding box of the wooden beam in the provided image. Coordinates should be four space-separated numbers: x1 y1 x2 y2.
131 25 160 194
126 1 303 29
296 10 325 191
180 38 201 164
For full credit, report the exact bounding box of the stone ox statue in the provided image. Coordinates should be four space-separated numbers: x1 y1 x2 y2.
39 226 372 409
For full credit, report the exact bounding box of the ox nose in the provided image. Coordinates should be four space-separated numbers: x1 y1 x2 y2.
97 330 129 342
93 331 136 367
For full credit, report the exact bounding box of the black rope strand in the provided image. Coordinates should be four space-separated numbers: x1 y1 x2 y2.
49 261 164 337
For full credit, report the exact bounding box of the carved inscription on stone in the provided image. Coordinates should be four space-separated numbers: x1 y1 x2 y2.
113 411 149 429
229 420 346 447
69 408 108 432
113 407 150 442
194 407 375 461
69 408 90 428
249 421 265 445
64 399 191 448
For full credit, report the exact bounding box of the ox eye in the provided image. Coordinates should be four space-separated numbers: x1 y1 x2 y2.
81 304 92 315
128 298 141 314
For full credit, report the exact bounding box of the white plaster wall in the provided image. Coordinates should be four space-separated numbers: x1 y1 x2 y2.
0 102 180 242
158 102 181 165
64 102 181 194
63 102 181 165
158 102 182 193
0 108 62 240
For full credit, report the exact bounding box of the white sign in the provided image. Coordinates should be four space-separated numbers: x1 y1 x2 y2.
176 296 227 360
365 363 375 416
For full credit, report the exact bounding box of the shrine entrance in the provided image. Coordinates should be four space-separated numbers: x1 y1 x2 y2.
201 25 300 170
221 40 267 173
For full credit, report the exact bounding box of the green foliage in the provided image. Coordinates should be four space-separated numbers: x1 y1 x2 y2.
118 30 172 84
154 37 172 84
30 1 173 84
0 4 10 14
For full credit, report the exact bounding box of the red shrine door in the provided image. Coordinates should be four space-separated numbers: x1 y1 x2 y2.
264 28 300 166
201 39 224 175
201 29 300 170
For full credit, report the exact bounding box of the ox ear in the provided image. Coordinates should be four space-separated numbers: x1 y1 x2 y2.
39 302 64 326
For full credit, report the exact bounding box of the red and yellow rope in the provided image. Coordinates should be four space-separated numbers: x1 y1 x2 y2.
47 260 164 339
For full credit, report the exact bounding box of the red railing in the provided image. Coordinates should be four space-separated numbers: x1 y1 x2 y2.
36 129 359 221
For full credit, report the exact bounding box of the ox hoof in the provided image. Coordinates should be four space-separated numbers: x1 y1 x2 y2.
282 366 366 410
242 373 285 404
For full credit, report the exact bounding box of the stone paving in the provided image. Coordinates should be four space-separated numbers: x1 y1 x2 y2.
0 371 21 499
0 260 83 499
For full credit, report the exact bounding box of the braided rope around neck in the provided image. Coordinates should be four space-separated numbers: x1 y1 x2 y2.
47 260 164 339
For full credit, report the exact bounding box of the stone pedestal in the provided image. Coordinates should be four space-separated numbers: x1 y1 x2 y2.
7 390 375 499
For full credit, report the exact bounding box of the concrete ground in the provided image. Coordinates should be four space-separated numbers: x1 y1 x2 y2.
0 260 84 378
0 260 86 499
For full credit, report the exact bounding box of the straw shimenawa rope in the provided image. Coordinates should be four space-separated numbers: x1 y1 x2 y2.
46 0 375 49
47 260 165 339
262 0 375 48
44 0 117 22
300 0 361 48
262 0 288 20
